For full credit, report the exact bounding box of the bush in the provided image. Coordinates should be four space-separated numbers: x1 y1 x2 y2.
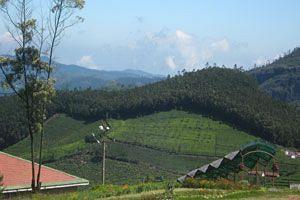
89 182 167 198
182 178 251 190
182 177 200 188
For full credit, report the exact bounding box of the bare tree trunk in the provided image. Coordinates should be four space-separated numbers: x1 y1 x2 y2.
36 122 44 189
29 131 36 191
21 0 36 191
36 0 64 188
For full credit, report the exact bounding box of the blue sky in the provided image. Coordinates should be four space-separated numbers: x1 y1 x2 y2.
0 0 299 74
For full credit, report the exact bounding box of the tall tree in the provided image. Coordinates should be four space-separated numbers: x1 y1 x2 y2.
0 0 84 191
36 0 84 189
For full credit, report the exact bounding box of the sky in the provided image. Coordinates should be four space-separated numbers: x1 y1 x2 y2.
0 0 299 74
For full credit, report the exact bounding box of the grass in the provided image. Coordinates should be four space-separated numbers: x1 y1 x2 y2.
11 184 300 200
4 110 300 186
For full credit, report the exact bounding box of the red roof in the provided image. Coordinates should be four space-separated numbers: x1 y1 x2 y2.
0 152 88 193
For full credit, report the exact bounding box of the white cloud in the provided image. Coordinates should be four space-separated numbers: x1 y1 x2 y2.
146 29 201 69
81 28 235 74
254 52 284 66
174 30 200 68
211 38 230 52
165 56 176 70
175 30 193 43
77 55 97 69
144 29 232 70
254 58 267 65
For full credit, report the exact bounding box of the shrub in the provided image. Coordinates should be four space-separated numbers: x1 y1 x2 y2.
182 178 251 190
89 182 166 198
182 177 200 188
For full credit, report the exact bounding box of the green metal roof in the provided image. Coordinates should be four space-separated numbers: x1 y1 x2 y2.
178 141 277 183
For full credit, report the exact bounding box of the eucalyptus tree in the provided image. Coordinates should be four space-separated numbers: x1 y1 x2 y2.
0 0 85 191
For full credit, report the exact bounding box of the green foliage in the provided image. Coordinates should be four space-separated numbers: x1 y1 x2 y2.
181 178 252 190
0 96 27 149
2 67 299 149
15 186 300 200
0 47 56 143
89 182 166 198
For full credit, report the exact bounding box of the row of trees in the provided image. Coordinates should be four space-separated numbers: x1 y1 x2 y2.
0 0 85 191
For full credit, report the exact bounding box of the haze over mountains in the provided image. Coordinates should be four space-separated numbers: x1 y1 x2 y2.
52 62 164 89
0 57 164 94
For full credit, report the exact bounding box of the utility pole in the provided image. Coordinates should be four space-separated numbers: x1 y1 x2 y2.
92 120 110 185
102 137 106 185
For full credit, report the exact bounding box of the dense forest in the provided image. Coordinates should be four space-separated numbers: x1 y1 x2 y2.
249 48 300 106
0 96 27 149
1 67 300 149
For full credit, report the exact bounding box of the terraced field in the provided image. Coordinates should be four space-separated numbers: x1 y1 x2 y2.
4 110 300 186
109 111 256 156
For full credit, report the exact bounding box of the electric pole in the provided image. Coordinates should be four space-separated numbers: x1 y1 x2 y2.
92 120 110 185
102 137 106 185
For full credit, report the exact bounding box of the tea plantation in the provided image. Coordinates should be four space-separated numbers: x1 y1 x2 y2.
4 110 300 186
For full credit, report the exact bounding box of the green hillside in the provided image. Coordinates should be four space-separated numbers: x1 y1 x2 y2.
4 111 300 186
249 47 300 108
2 67 300 150
109 111 255 155
52 67 300 147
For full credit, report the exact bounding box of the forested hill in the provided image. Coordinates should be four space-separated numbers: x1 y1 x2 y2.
248 48 300 106
50 67 300 147
1 67 299 149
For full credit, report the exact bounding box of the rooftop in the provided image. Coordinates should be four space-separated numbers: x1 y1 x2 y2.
0 152 89 193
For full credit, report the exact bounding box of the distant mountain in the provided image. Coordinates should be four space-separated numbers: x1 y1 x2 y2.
248 47 300 109
53 62 164 90
0 56 164 93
